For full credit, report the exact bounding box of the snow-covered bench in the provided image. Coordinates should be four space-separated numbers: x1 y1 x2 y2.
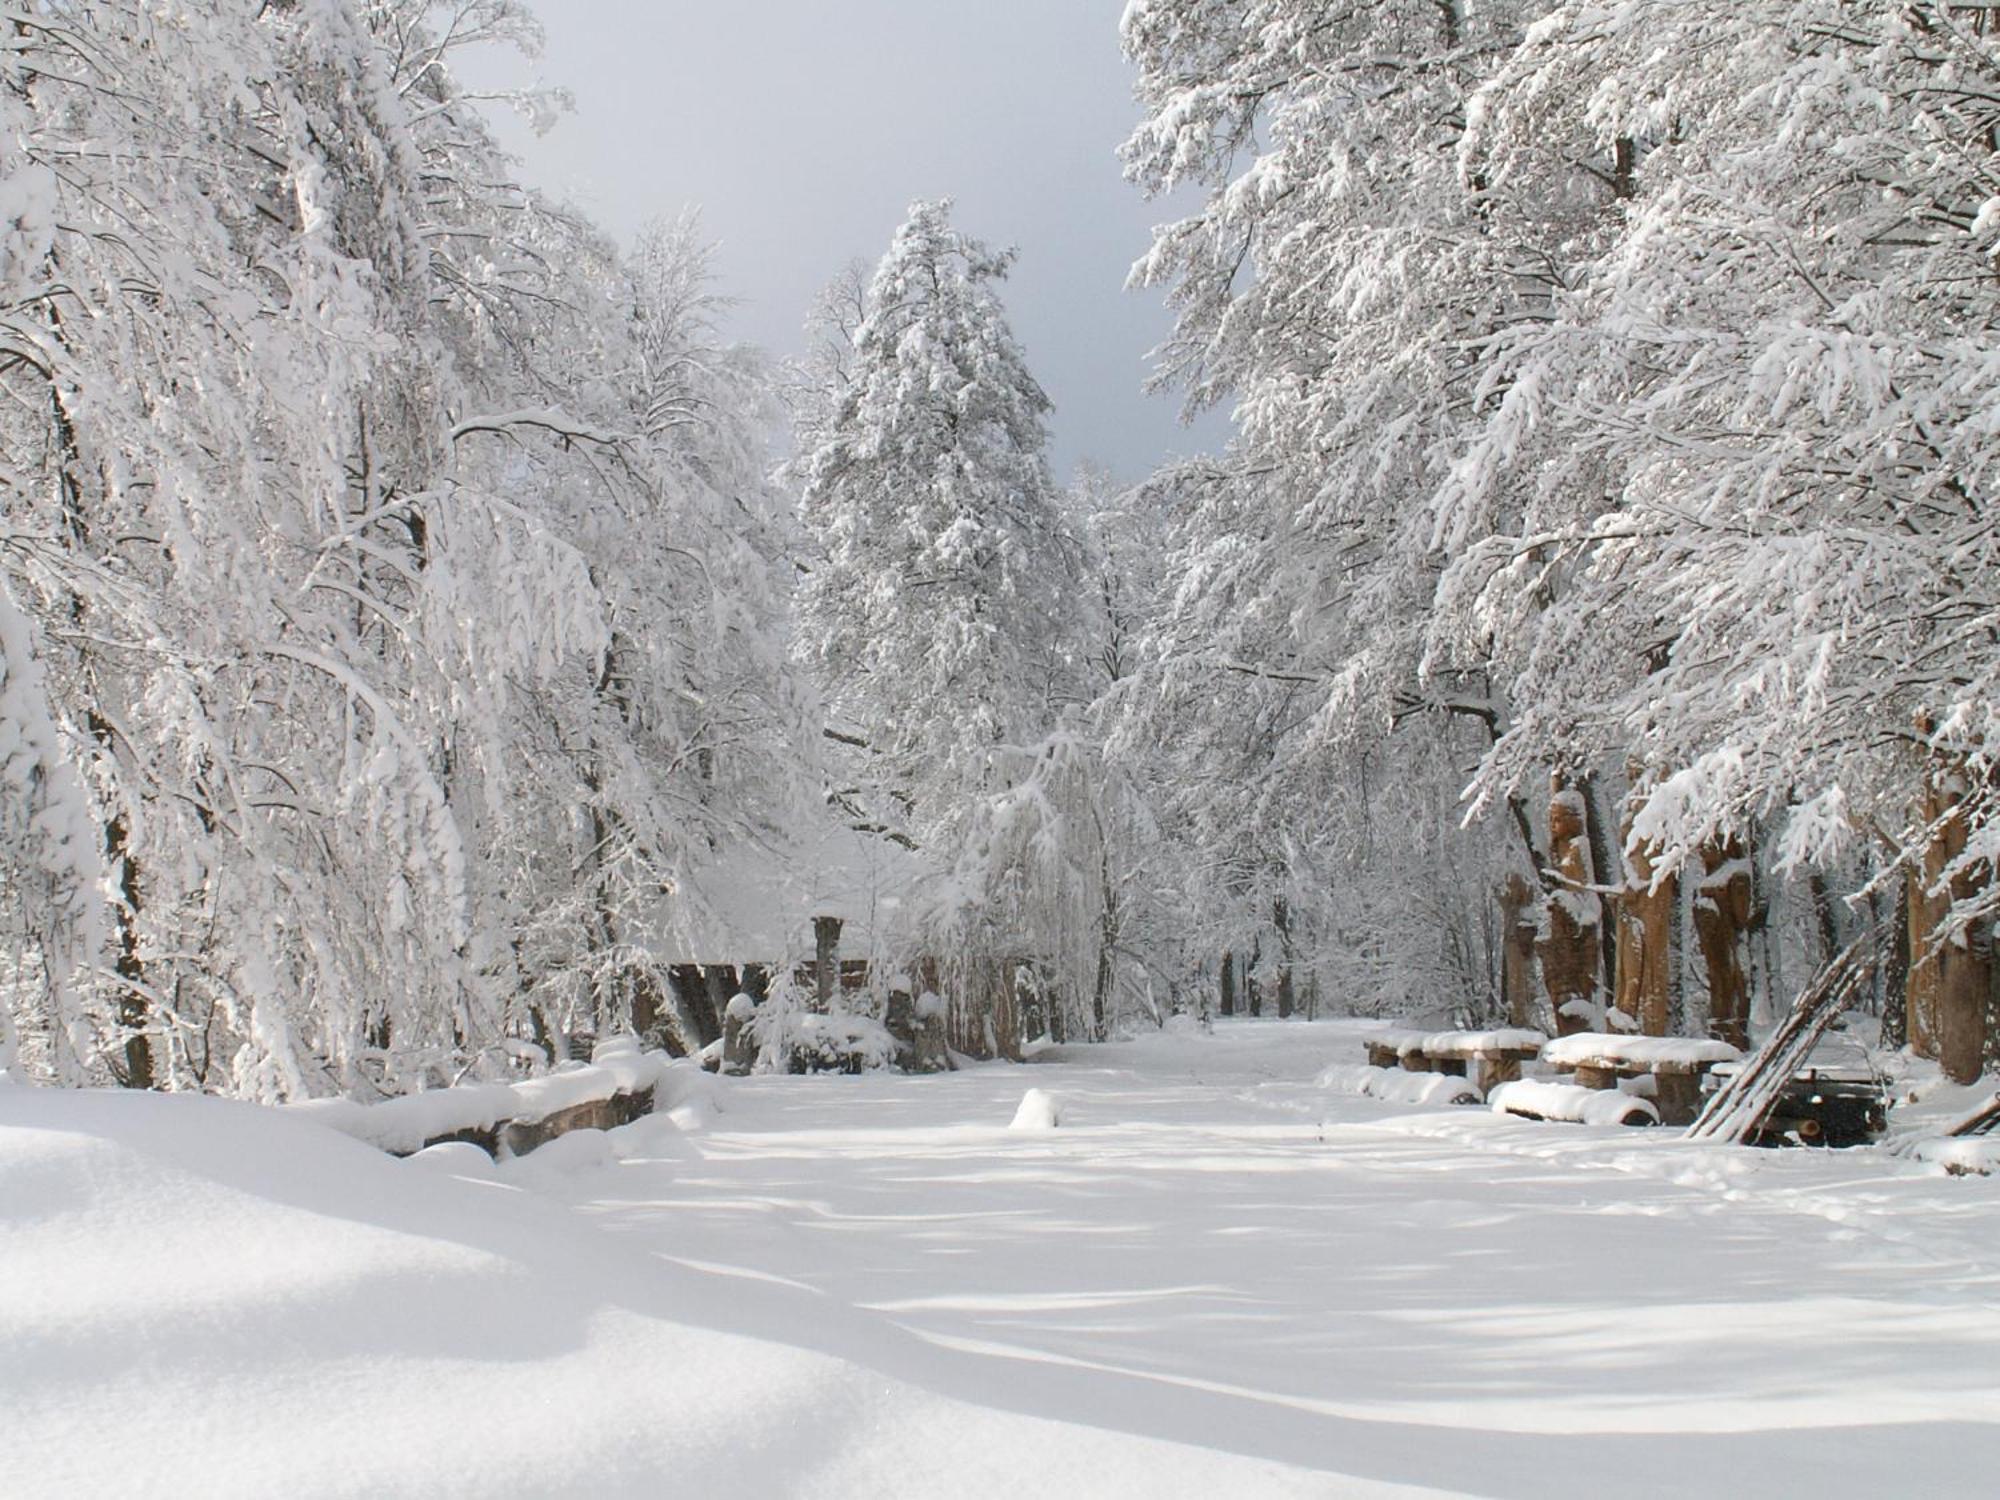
1420 1030 1549 1092
1539 1033 1742 1125
1365 1028 1547 1093
290 1037 700 1159
1362 1029 1436 1070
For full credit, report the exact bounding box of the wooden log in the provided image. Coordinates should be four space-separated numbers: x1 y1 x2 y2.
496 1085 657 1159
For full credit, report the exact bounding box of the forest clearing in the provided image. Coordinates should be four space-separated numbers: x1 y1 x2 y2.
8 2 2000 1493
9 1020 2000 1498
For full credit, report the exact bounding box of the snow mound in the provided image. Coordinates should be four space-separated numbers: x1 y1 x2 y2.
403 1140 499 1179
1542 1033 1742 1069
1489 1080 1659 1127
1316 1063 1481 1108
789 1012 899 1072
5 1082 1348 1497
1911 1137 2000 1176
1011 1087 1064 1129
668 1096 719 1133
499 1126 616 1187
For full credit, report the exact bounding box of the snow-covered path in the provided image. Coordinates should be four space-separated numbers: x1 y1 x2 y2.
9 1020 2000 1497
549 1020 2000 1496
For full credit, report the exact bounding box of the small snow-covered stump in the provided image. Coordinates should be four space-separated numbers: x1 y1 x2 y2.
884 979 917 1067
1911 1137 2000 1177
1541 1033 1742 1126
1010 1087 1063 1129
911 991 948 1074
720 993 758 1077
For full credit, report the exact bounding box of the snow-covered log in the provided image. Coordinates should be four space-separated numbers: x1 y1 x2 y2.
290 1039 704 1158
1317 1064 1482 1109
1489 1080 1658 1128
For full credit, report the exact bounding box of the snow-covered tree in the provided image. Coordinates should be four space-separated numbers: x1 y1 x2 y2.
1432 1 2000 1068
796 199 1080 845
0 0 812 1094
1117 0 1547 1022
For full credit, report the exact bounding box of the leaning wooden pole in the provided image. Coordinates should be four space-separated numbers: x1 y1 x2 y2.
1686 936 1877 1145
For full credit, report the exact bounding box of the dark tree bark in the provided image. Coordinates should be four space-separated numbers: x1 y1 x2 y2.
813 915 842 1013
1498 875 1539 1029
1274 898 1295 1020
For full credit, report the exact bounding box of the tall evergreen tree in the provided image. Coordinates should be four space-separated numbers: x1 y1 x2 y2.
796 199 1077 849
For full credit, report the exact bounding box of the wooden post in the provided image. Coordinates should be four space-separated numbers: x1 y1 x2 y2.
1499 874 1538 1029
1615 793 1675 1037
813 915 842 1014
1693 837 1753 1050
720 994 757 1076
1537 772 1602 1036
1274 898 1295 1019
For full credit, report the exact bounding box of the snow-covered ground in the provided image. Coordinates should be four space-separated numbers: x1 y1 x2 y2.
8 1019 2000 1498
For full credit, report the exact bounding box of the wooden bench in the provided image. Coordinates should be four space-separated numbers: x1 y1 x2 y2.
1363 1028 1547 1094
1540 1033 1742 1126
1363 1029 1435 1071
1419 1030 1548 1093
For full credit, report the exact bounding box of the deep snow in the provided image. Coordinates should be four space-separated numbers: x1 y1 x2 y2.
7 1020 2000 1498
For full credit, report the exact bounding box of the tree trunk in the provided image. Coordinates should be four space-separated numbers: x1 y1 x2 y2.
1912 760 1991 1084
1614 801 1674 1038
1693 837 1753 1050
1274 898 1295 1020
1537 773 1601 1036
1582 773 1619 1010
1219 950 1236 1018
1499 875 1538 1029
105 809 152 1090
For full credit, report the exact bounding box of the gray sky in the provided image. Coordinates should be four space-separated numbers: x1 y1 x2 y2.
464 0 1230 484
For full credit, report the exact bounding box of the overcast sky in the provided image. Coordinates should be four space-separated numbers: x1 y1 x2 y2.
464 0 1230 484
